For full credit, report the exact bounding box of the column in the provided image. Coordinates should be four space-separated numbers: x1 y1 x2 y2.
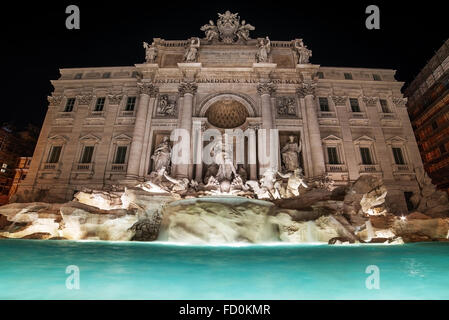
126 82 158 180
297 81 325 176
174 81 197 179
248 125 258 180
257 82 277 174
193 121 203 182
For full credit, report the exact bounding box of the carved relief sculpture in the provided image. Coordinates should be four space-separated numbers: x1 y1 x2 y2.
277 97 297 117
156 95 177 117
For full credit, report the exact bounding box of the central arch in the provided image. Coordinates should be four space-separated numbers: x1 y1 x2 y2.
199 93 257 121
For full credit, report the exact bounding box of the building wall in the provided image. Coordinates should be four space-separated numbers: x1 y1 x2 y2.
405 39 449 194
17 40 423 213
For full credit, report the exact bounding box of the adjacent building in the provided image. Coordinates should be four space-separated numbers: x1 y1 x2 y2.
0 126 37 204
404 39 449 194
17 12 424 213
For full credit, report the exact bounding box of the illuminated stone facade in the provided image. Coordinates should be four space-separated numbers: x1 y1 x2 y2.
17 12 423 213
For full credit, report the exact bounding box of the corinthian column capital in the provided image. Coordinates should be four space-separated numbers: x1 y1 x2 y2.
137 82 159 97
257 82 276 96
296 81 317 98
178 81 198 96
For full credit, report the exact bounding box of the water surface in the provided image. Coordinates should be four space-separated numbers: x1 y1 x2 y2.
1 239 448 299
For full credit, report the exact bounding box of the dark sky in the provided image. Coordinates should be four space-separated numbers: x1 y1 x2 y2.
1 0 447 129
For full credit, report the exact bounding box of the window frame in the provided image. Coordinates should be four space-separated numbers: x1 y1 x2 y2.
318 97 330 112
64 98 76 112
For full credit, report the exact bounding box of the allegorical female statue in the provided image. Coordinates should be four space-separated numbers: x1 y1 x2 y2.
143 41 158 63
200 20 219 42
281 135 302 172
255 37 271 63
151 136 172 173
183 37 200 62
294 39 312 65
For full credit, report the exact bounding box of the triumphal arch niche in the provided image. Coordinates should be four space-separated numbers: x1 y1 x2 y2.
142 10 314 188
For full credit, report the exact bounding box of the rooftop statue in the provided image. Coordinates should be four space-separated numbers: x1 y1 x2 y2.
143 41 158 63
201 11 255 43
183 37 200 62
294 39 312 64
255 37 271 63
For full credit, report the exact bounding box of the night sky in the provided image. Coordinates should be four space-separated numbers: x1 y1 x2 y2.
1 0 447 129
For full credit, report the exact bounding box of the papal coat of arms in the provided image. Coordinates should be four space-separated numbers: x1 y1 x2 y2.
200 11 255 44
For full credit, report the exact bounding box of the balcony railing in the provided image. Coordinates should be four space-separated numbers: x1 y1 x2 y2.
42 163 57 170
76 163 93 171
111 164 126 172
326 164 348 172
393 164 411 172
359 164 381 173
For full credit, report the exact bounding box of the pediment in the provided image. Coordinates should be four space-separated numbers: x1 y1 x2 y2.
386 136 407 144
354 135 375 144
322 134 342 142
79 133 101 142
48 134 69 142
113 133 132 141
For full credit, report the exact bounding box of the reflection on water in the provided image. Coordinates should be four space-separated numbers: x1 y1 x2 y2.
0 239 448 300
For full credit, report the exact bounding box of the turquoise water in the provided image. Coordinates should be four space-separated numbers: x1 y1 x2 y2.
1 239 449 300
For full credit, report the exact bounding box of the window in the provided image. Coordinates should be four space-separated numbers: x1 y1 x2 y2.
440 144 447 155
125 97 136 111
64 98 75 112
327 147 339 164
350 98 360 112
47 146 62 163
373 74 382 81
316 72 324 79
380 99 390 113
74 73 82 79
392 147 405 165
432 121 438 130
344 73 353 80
319 97 329 111
102 72 111 78
114 146 127 164
80 146 94 163
21 174 26 180
360 147 373 165
94 97 105 111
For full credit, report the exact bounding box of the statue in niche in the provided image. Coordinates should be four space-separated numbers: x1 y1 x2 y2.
157 95 176 117
214 139 237 182
255 37 271 63
183 37 200 62
236 20 255 42
281 135 302 172
143 41 158 63
151 136 172 174
200 20 219 42
277 97 297 117
294 39 312 65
